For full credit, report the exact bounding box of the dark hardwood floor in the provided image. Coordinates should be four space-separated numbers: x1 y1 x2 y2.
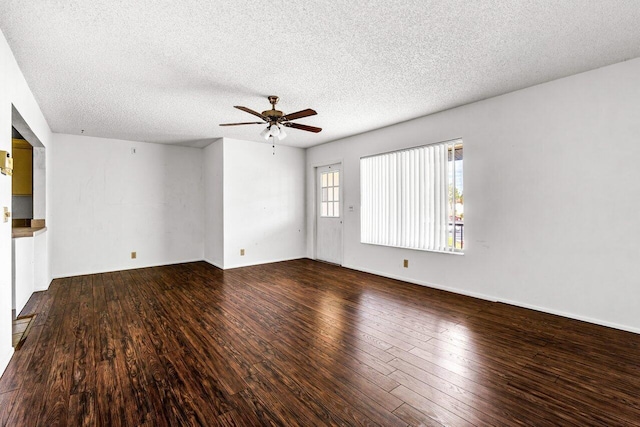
1 259 639 426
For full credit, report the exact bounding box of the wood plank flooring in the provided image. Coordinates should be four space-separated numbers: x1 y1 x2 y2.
1 259 639 426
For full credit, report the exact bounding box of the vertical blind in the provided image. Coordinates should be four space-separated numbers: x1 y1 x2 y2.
361 140 459 252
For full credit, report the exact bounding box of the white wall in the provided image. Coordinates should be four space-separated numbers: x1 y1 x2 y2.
307 58 640 333
203 138 306 269
223 138 306 268
203 139 224 267
50 134 204 277
33 229 48 291
12 237 34 314
0 28 52 374
33 146 46 218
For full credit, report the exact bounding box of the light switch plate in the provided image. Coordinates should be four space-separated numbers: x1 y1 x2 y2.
3 207 9 223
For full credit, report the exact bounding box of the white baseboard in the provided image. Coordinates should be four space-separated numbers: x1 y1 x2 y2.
34 278 52 292
341 262 499 303
222 256 305 270
203 258 224 269
0 347 15 378
204 256 306 270
340 262 640 335
48 257 640 335
496 298 640 335
51 258 204 279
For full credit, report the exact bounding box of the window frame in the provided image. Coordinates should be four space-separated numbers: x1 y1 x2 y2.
320 170 340 218
360 138 464 254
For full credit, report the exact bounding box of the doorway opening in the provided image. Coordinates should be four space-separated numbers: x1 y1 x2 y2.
9 106 47 326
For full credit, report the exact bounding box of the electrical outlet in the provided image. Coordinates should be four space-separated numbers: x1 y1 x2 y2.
240 249 245 256
131 251 137 259
403 259 408 268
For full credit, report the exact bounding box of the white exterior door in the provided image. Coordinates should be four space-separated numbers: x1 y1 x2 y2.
316 164 342 264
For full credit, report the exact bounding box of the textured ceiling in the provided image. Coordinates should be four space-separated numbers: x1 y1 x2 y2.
1 1 640 148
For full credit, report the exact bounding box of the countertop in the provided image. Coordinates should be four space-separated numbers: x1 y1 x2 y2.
12 226 47 239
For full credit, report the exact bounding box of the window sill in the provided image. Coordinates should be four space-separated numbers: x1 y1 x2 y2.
361 242 464 255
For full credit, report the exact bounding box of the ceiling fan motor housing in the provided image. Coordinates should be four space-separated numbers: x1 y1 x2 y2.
262 109 284 120
263 95 283 120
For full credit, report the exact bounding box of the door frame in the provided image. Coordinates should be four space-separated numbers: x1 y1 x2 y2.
313 161 344 265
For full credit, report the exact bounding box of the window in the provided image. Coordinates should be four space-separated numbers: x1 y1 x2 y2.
321 170 340 217
360 139 463 253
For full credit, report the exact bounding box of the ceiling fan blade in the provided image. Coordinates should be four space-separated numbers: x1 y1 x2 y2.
234 106 268 120
284 122 322 133
282 108 317 121
219 122 264 126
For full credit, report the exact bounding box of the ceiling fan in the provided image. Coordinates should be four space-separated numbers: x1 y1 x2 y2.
220 96 322 140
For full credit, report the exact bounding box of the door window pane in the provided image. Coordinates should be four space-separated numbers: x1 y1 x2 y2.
320 171 340 217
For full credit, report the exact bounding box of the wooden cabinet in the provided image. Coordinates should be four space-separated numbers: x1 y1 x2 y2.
11 139 32 196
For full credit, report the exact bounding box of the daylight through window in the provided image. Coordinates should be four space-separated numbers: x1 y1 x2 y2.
360 139 463 252
320 170 340 217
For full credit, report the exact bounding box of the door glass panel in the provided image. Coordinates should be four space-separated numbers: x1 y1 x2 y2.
320 171 340 217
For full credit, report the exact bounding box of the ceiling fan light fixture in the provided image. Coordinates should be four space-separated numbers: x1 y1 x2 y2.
269 125 280 137
278 126 287 140
260 126 270 139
